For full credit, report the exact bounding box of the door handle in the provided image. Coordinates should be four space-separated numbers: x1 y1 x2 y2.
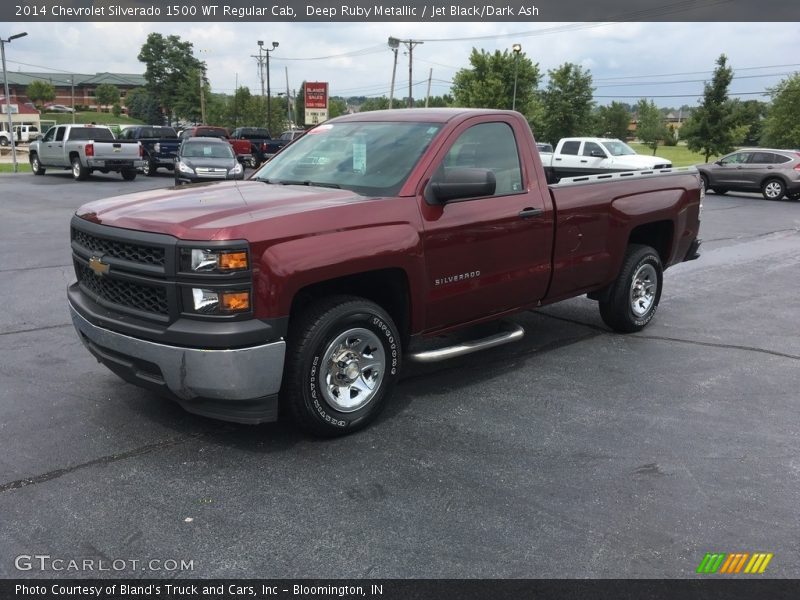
519 207 544 219
554 157 562 161
580 159 588 163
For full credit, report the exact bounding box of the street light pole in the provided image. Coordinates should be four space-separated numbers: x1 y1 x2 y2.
387 37 399 109
265 41 278 132
1 31 28 174
511 43 522 111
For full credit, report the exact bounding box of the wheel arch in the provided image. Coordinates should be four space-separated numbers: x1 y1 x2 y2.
628 220 674 266
288 268 412 347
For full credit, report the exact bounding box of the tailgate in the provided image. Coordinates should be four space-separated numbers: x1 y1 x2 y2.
94 141 141 159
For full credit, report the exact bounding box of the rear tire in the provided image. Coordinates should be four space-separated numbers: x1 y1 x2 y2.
121 169 137 181
599 244 663 333
712 188 728 195
281 296 402 437
142 160 157 176
71 156 88 181
30 153 45 175
762 178 785 200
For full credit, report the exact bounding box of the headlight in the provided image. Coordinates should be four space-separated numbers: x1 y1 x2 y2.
181 248 249 273
191 288 250 314
154 142 161 153
230 162 243 175
178 161 194 174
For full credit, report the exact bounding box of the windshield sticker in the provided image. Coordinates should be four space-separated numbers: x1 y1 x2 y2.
352 134 367 174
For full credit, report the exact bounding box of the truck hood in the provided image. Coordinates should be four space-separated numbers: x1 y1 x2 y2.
609 154 671 168
76 180 375 240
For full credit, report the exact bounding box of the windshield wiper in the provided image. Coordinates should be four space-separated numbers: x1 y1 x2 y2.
277 180 341 189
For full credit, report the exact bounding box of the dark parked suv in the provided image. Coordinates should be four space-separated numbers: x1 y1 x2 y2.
696 148 800 200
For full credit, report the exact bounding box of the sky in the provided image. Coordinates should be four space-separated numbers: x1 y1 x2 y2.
3 21 799 108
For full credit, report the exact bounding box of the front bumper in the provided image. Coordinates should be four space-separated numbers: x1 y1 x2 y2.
69 303 285 424
174 171 244 184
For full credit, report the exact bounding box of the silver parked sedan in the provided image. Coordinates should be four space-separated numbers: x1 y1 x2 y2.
696 148 800 200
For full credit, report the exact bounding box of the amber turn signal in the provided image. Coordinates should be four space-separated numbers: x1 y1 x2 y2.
221 291 250 312
219 251 248 271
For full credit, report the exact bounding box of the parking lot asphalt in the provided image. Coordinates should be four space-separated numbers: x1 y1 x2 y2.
0 170 798 578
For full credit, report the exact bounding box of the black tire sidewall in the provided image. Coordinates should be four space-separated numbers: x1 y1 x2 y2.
298 306 401 433
624 251 663 329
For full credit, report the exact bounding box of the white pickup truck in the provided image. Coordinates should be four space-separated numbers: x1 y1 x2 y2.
29 124 144 181
540 137 672 181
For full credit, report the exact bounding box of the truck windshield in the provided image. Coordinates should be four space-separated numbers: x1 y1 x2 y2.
601 140 637 156
253 121 442 197
68 128 115 141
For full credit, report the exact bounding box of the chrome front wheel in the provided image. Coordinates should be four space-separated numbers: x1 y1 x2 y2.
321 328 386 413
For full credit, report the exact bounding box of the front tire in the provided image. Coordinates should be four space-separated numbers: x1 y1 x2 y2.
599 244 663 333
762 178 785 200
142 160 157 176
30 153 45 175
71 156 88 181
281 296 402 437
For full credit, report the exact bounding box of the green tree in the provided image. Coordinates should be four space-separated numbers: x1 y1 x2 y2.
538 63 595 144
26 80 56 107
636 98 668 155
94 83 120 112
595 101 631 139
124 87 163 125
680 54 738 162
295 83 306 125
359 97 391 112
329 97 348 119
137 33 206 124
452 48 540 113
761 73 800 148
731 99 767 146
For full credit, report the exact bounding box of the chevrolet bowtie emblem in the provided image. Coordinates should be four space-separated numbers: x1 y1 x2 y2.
88 256 110 276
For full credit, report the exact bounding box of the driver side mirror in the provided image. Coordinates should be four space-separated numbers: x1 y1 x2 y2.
590 149 607 158
425 167 496 204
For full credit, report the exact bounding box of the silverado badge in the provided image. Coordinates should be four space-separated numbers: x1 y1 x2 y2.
88 256 110 277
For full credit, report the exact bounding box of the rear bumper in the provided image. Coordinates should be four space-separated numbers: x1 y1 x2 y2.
87 158 145 170
69 302 285 424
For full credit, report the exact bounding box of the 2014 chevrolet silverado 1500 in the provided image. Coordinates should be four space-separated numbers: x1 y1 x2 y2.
67 109 702 436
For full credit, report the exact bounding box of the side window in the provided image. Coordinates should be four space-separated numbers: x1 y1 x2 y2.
439 122 523 196
749 152 774 164
55 127 66 142
582 141 605 157
772 153 791 164
720 152 750 165
42 127 56 142
560 141 580 155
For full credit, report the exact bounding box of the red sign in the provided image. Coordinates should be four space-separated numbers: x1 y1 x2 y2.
304 82 328 109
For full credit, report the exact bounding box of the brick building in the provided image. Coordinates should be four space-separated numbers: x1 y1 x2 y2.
0 71 146 111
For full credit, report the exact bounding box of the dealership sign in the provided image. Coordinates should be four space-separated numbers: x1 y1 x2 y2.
304 81 329 125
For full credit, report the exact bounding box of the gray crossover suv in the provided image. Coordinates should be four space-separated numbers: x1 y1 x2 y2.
696 148 800 200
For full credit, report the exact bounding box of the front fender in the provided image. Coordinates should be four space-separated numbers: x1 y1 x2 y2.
253 224 426 327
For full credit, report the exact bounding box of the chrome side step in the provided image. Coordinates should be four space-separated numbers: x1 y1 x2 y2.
408 322 525 364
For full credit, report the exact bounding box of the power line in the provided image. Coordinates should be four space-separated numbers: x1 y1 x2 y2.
594 72 795 88
593 63 800 82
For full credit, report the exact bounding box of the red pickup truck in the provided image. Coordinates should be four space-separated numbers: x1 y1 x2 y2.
67 109 702 436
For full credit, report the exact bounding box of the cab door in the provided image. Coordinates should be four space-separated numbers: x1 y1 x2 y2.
418 118 554 332
38 126 63 165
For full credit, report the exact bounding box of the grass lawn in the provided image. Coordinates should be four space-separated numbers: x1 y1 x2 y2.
629 142 718 167
0 163 23 173
42 112 145 126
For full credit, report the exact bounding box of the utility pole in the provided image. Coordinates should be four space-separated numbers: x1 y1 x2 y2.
253 42 266 126
387 38 399 109
285 66 291 126
199 71 206 125
70 75 75 124
425 68 432 108
389 37 423 108
511 43 522 111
